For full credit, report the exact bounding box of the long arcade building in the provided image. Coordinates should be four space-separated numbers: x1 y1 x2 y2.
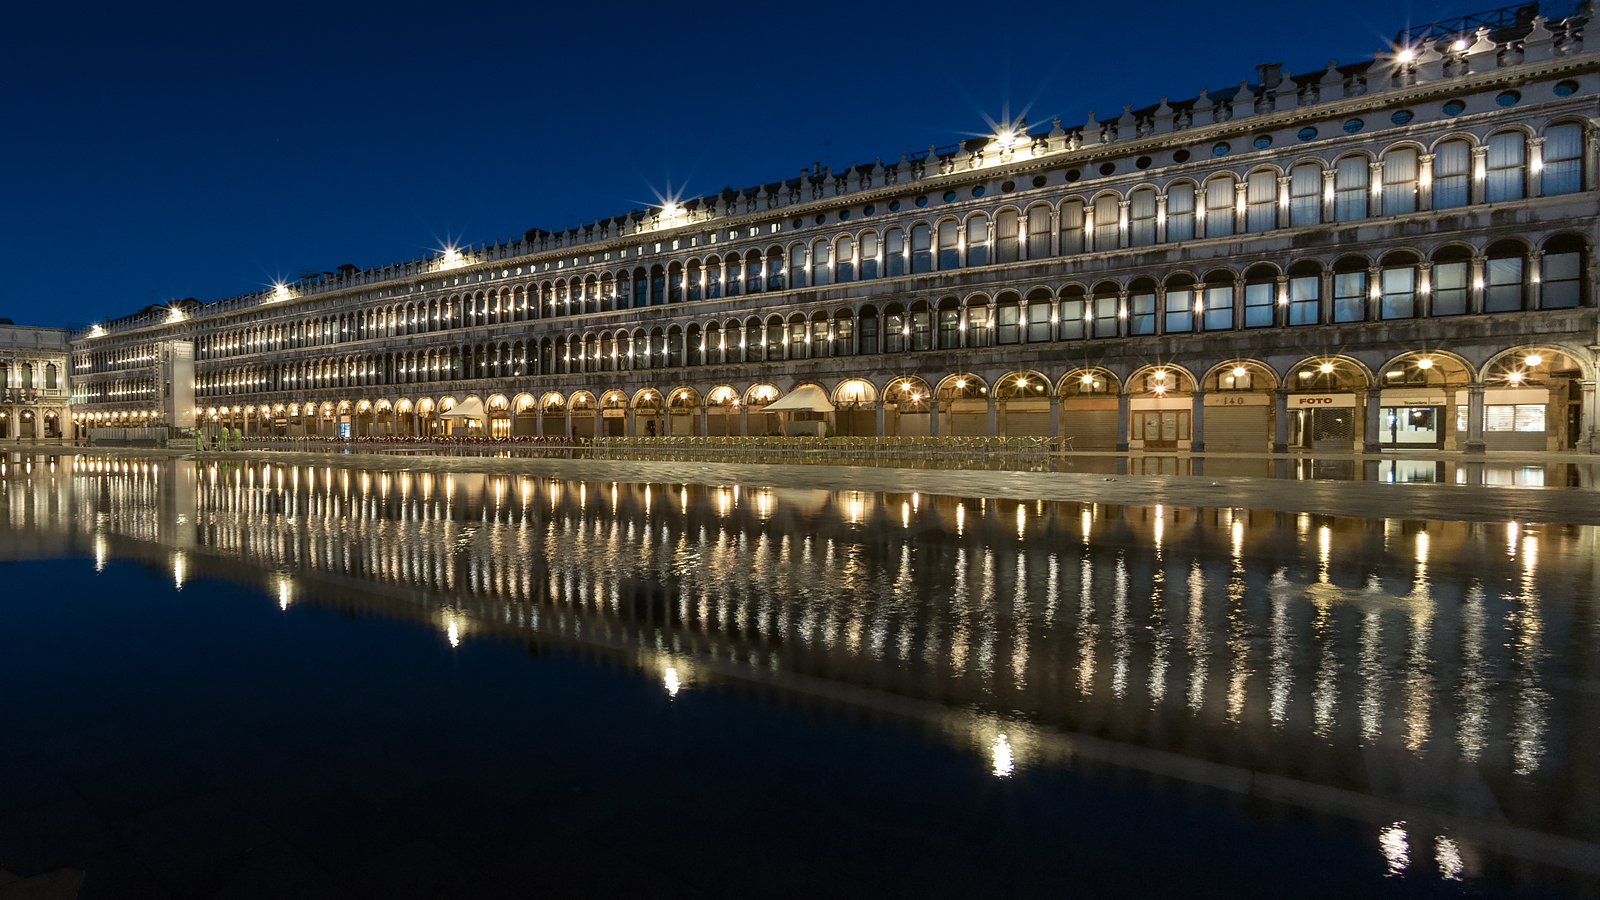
71 4 1600 454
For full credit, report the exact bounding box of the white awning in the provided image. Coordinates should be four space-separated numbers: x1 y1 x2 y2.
439 397 487 420
761 385 835 413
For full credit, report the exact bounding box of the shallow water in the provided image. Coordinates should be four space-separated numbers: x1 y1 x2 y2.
1 452 1597 897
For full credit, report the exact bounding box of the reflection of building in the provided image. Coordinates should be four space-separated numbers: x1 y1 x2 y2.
68 5 1600 453
6 453 1599 869
0 322 73 442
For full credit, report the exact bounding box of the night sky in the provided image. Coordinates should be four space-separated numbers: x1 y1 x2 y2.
3 0 1464 327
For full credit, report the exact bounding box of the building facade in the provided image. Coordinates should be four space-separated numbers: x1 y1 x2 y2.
0 322 72 442
71 4 1600 453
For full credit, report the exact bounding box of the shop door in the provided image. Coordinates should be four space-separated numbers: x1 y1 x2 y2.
1136 411 1188 449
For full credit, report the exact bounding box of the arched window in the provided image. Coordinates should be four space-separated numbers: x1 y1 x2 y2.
966 215 990 267
1026 289 1053 342
833 310 855 356
1059 199 1085 254
1485 132 1526 202
724 256 741 298
1542 235 1587 309
859 232 879 280
1243 266 1275 328
1129 189 1157 246
812 240 832 287
811 313 830 358
939 298 963 348
1205 176 1235 238
1332 257 1368 322
1164 276 1195 333
994 294 1020 344
1485 241 1526 312
1543 123 1584 196
667 263 683 303
911 224 933 273
705 258 722 299
1026 205 1051 258
965 297 990 348
787 318 807 360
1128 278 1157 335
44 364 56 389
1093 282 1120 337
1433 140 1471 209
937 220 959 269
1092 195 1120 249
1246 171 1276 232
1201 272 1234 330
885 228 905 277
856 306 878 355
686 263 702 303
1059 285 1087 340
995 209 1020 263
835 235 854 282
909 303 932 351
789 244 808 289
1430 247 1470 316
1166 184 1195 241
1334 156 1368 220
744 319 763 362
1379 251 1418 319
1383 148 1418 215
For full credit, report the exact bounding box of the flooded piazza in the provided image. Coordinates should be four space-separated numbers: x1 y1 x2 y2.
2 450 1598 897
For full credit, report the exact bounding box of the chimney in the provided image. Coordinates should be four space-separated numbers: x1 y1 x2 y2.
1255 62 1283 90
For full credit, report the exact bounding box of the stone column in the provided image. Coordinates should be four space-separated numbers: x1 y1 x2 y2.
698 405 707 436
1529 250 1544 309
1049 393 1061 445
1233 181 1248 234
1369 160 1385 216
1528 136 1546 197
1367 266 1383 320
928 397 940 437
1115 392 1130 452
1582 379 1597 453
535 405 544 438
563 404 572 440
875 402 885 438
1276 175 1291 229
738 404 748 437
1190 390 1206 452
1469 256 1486 314
1470 146 1488 204
1155 194 1168 244
1320 167 1337 222
1118 200 1131 249
986 393 998 437
1465 383 1487 453
1417 262 1433 318
1363 386 1383 453
1274 389 1289 453
1418 154 1435 210
1274 275 1290 326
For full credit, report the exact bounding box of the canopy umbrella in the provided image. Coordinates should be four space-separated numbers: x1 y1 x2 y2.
761 385 835 413
438 397 487 421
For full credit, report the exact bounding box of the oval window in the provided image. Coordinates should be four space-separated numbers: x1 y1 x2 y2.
1135 156 1152 169
1253 135 1272 150
1391 110 1414 125
942 191 957 202
1172 149 1191 163
1000 181 1015 193
1554 80 1578 97
1031 175 1048 188
971 186 985 198
1297 126 1318 142
889 201 901 212
838 210 850 221
791 218 804 229
1065 169 1082 182
1098 162 1116 176
863 205 875 216
1343 118 1364 134
1442 100 1465 116
1496 90 1520 107
1212 142 1231 157
914 196 928 208
814 214 826 225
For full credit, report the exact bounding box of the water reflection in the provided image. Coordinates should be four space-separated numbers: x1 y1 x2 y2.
4 452 1600 885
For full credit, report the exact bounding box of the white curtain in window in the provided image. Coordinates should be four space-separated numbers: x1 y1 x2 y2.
1289 164 1321 226
1542 123 1582 196
1382 149 1418 215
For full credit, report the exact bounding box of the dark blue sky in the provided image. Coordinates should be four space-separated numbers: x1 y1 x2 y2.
2 0 1461 327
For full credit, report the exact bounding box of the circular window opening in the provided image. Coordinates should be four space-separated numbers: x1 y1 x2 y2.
1343 118 1364 134
1212 142 1231 157
914 196 928 208
1554 80 1578 97
1135 156 1152 170
1391 109 1414 125
1098 162 1116 176
1253 135 1272 150
1172 149 1191 163
1031 175 1048 188
814 214 826 225
972 186 986 198
888 201 901 212
791 218 804 229
1442 100 1465 116
838 210 850 221
1297 127 1318 142
940 191 955 202
1000 180 1016 193
1496 90 1520 107
863 205 875 216
1065 169 1082 182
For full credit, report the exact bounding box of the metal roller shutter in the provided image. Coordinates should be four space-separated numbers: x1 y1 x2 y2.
1061 409 1118 449
1204 405 1269 451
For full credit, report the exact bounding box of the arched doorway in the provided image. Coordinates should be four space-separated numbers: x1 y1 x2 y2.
1058 368 1120 450
883 377 931 437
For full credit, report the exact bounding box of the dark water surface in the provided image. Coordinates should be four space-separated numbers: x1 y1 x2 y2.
1 452 1597 898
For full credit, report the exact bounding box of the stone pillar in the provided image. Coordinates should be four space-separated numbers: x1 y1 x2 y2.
739 404 748 437
986 394 998 437
1367 266 1383 320
1470 146 1488 204
1155 194 1168 244
1190 390 1206 452
1528 136 1546 197
875 402 885 437
1233 180 1248 234
1275 275 1290 326
1363 386 1383 453
1320 167 1337 222
1117 199 1131 249
1469 256 1486 314
1418 154 1435 210
1465 383 1487 453
1417 262 1434 318
563 404 572 440
1582 380 1597 453
698 405 707 436
1049 393 1061 445
929 397 940 437
1115 392 1130 452
535 406 544 438
1274 389 1289 453
1276 175 1291 229
1529 250 1544 309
